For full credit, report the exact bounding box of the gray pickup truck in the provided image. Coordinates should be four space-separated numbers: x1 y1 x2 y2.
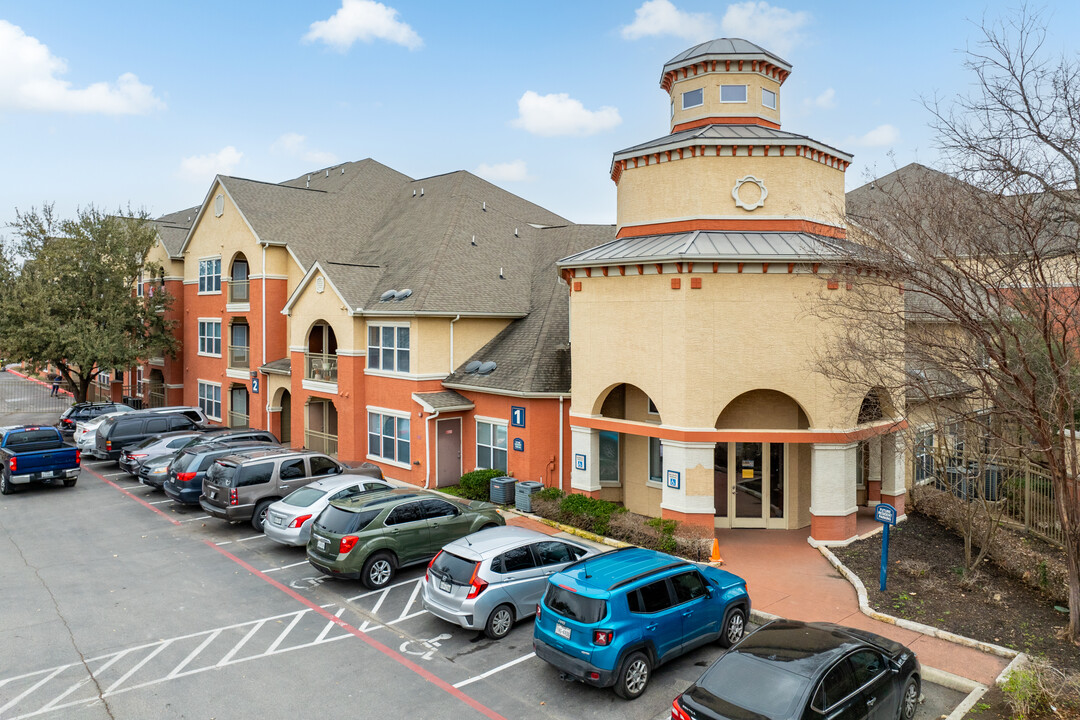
0 425 81 494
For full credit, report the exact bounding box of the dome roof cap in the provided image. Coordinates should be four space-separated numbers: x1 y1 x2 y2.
662 37 791 78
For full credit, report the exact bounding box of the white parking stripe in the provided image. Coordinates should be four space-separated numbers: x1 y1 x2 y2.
148 500 172 505
38 649 133 711
261 560 308 574
0 668 66 715
216 621 265 667
104 641 173 693
167 630 221 679
264 612 306 655
398 580 422 621
100 472 127 478
452 653 536 689
181 515 211 523
237 534 266 542
315 608 346 643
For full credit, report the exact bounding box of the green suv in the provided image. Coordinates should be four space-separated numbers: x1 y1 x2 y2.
306 489 505 589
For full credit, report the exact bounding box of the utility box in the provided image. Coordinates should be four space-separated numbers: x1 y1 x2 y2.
489 476 517 505
515 481 544 513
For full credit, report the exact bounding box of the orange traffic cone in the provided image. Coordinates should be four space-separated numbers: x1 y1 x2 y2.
710 538 724 564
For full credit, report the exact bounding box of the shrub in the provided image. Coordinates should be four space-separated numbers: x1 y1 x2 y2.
558 493 625 535
456 468 505 502
534 487 564 502
1002 659 1080 720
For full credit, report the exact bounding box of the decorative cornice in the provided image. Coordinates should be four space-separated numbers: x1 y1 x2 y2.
616 218 846 240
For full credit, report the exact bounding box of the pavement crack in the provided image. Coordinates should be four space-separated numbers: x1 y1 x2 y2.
6 533 118 720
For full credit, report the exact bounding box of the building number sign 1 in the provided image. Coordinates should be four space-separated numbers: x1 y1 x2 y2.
511 406 525 428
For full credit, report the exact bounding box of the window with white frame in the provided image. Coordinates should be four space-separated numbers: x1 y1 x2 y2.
681 87 703 109
476 420 507 472
198 258 221 293
198 381 221 420
720 84 747 103
198 320 222 356
368 410 410 464
762 88 777 109
136 366 144 389
367 325 410 373
649 436 663 483
915 430 934 483
136 270 144 297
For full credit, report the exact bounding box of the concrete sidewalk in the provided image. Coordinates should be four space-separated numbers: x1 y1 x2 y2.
503 507 1011 688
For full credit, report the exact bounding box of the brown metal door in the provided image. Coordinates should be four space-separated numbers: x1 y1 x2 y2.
436 418 461 487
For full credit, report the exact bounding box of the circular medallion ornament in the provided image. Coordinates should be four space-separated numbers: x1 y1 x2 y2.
732 175 768 211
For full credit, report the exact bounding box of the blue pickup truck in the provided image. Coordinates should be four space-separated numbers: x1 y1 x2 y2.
0 425 81 495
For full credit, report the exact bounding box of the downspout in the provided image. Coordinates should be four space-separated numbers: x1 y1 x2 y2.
559 395 565 491
262 243 268 430
424 410 442 488
449 314 461 373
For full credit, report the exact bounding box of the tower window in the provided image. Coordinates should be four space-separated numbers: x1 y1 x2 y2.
681 88 703 109
762 88 777 109
720 85 748 103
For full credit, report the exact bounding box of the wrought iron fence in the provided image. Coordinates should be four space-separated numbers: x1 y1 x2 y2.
305 429 338 457
305 353 338 383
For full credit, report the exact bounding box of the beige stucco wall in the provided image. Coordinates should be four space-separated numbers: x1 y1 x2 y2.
411 317 513 376
288 268 355 351
572 271 876 430
616 154 846 232
185 184 264 280
669 71 781 129
144 239 183 280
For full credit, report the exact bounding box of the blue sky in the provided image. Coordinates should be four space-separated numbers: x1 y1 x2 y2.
1 1 1077 227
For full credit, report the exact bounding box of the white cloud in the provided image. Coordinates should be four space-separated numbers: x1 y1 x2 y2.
845 124 899 148
271 133 338 166
511 91 621 137
304 0 422 51
0 20 164 115
720 2 810 58
178 146 243 183
812 88 835 109
620 0 717 42
475 160 531 183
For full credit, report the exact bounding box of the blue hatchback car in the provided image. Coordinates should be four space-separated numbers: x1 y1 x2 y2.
533 547 750 700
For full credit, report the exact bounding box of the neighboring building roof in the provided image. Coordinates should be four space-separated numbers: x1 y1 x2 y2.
445 224 615 395
557 230 856 267
614 124 851 164
662 38 791 76
259 357 291 376
411 390 474 413
152 206 199 257
905 361 974 401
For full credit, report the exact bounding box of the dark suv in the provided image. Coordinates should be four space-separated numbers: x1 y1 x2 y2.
533 547 750 700
95 413 200 461
58 402 132 434
162 440 280 505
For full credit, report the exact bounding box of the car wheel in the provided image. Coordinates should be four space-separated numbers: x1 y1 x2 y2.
484 604 515 640
0 471 12 495
719 607 746 648
251 499 273 531
63 478 77 488
899 676 920 720
613 651 651 700
362 552 395 590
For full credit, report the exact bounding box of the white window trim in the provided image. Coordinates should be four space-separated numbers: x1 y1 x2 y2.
366 322 411 375
225 302 251 313
475 417 508 473
302 378 338 394
762 88 777 110
681 88 704 110
646 479 663 490
366 406 412 468
197 318 223 358
197 256 222 296
720 84 748 103
197 380 222 421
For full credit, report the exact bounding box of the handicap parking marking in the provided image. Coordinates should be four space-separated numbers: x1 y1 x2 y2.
400 633 453 661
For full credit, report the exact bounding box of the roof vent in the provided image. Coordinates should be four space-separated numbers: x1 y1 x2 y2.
341 167 345 174
477 361 497 375
412 189 416 197
315 276 325 293
499 267 505 279
394 288 413 301
463 360 482 374
514 228 518 237
325 169 329 177
471 235 477 246
420 188 424 197
482 201 486 211
379 290 396 302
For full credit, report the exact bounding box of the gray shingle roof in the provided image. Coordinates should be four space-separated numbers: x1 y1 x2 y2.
260 357 291 375
663 38 791 76
153 206 199 257
614 124 851 162
412 390 474 413
557 230 854 266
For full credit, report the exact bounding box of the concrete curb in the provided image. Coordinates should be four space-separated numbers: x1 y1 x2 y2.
504 508 631 548
818 544 1026 668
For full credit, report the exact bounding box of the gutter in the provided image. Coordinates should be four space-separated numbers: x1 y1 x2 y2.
423 410 441 489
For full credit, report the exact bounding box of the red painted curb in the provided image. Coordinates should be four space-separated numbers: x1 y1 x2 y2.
7 368 74 398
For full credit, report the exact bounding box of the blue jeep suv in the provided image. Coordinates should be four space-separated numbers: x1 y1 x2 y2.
533 546 750 700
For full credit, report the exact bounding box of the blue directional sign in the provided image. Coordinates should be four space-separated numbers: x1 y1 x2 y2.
510 406 526 428
876 503 898 591
874 503 897 525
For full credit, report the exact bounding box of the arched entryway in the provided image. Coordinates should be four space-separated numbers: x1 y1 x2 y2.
306 323 338 383
147 369 165 408
279 390 292 446
591 383 663 517
714 389 811 529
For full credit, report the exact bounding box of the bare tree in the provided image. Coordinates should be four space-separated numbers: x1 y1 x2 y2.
814 9 1080 644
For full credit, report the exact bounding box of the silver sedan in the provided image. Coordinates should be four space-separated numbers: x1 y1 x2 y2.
421 526 597 640
263 476 394 546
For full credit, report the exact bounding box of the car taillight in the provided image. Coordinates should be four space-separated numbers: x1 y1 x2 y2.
288 514 312 529
75 450 81 465
671 696 691 720
592 629 614 646
536 603 542 620
8 457 15 473
177 471 196 483
426 550 443 582
229 488 238 506
339 535 359 553
466 562 487 599
106 440 112 451
129 453 148 459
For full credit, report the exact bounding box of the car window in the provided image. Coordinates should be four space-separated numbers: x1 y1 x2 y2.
166 437 192 449
420 498 459 519
113 419 142 436
363 481 390 492
385 502 423 526
328 485 362 501
543 585 606 624
316 506 381 534
284 487 327 507
145 418 169 434
671 571 708 604
236 462 274 487
169 416 195 430
279 458 306 480
847 650 886 688
534 541 579 566
628 579 673 614
495 546 536 574
817 662 858 709
309 456 340 476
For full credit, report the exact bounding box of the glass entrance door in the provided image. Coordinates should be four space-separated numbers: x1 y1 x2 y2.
717 442 786 528
733 442 764 526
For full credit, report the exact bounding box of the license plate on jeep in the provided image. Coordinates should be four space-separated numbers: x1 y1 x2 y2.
555 623 571 639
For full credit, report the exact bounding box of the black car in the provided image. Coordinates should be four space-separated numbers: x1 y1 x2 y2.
672 620 920 720
58 402 132 434
161 440 275 505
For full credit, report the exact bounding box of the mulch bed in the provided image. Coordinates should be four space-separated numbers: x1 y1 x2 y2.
833 511 1076 672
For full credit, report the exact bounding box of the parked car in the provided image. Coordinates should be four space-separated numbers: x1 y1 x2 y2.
0 425 81 494
533 546 750 700
422 526 597 639
180 427 279 449
160 440 281 502
118 431 204 475
263 476 395 546
306 489 505 590
95 412 201 461
58 402 132 434
672 620 921 720
136 453 176 490
74 410 132 453
200 449 383 531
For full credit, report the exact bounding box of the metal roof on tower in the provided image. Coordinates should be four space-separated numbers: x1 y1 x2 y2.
662 38 792 76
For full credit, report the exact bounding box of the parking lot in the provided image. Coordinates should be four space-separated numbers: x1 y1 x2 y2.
0 374 969 720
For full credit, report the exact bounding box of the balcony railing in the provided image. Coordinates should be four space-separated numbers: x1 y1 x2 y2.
305 429 338 457
305 353 338 383
228 411 249 429
229 346 250 369
147 383 165 408
228 280 250 303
